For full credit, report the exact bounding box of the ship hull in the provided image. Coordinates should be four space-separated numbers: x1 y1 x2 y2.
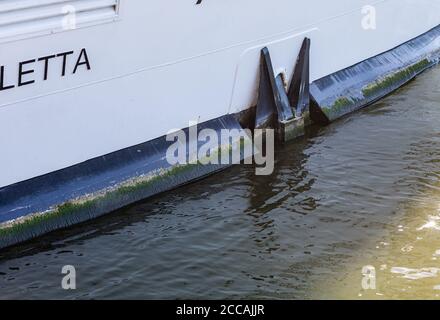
1 0 440 248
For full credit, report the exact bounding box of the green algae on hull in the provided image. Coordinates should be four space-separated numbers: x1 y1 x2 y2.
320 58 433 122
0 166 186 241
322 96 353 120
0 140 251 249
0 165 210 247
362 58 431 98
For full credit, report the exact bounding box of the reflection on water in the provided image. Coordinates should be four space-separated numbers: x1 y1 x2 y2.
1 66 440 299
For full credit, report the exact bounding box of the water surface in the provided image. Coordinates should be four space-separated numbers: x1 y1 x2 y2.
2 66 440 299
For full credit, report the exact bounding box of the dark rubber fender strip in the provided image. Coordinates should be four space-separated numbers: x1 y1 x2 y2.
0 115 248 250
310 25 440 124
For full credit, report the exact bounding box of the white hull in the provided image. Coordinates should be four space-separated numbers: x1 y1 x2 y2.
1 0 440 187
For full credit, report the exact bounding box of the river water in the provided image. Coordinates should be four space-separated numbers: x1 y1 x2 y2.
1 66 440 300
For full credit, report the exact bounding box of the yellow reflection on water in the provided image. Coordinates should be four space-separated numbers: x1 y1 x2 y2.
314 189 440 300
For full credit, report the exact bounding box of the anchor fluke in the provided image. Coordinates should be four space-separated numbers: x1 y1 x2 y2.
254 38 311 142
288 38 310 118
255 47 294 130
